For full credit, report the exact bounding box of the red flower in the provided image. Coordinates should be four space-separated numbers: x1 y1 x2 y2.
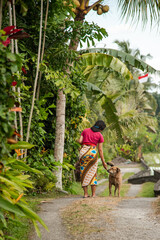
3 26 23 36
120 148 124 152
11 81 17 86
22 66 27 74
1 26 29 47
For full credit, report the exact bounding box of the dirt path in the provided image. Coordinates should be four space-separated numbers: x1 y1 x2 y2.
30 197 79 240
30 164 160 240
111 197 160 240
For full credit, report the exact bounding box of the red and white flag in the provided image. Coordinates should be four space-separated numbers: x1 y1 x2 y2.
138 73 148 83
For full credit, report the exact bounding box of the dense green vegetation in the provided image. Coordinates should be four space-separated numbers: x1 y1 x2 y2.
1 0 160 239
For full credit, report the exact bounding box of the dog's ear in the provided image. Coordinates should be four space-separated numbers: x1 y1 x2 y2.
116 168 120 173
107 161 114 167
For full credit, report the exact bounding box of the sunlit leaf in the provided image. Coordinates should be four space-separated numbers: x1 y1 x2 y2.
10 141 35 150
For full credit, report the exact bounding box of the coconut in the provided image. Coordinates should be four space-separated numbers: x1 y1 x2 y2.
102 5 109 13
97 6 103 15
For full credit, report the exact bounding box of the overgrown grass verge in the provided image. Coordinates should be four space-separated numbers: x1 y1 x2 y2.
61 197 121 240
67 181 84 195
136 182 155 197
5 198 39 240
99 183 130 197
68 178 109 196
5 190 68 240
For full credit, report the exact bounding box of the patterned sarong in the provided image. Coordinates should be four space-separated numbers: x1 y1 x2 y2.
79 145 98 187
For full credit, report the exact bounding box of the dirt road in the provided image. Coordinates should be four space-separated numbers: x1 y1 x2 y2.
30 164 160 240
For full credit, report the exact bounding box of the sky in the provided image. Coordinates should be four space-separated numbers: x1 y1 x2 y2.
80 0 160 88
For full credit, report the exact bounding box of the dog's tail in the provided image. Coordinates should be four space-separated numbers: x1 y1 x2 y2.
107 161 114 167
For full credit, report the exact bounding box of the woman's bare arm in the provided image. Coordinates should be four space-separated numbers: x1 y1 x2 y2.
98 143 107 169
77 135 83 145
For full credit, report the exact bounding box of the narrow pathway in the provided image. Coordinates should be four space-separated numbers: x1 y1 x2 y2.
30 197 79 240
126 184 142 197
120 164 142 197
30 181 107 240
30 164 160 240
112 197 160 240
85 164 160 240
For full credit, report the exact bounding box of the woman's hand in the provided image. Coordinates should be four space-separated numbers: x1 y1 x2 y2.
102 162 107 170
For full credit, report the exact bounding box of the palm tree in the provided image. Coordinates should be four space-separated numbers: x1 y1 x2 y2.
54 0 160 189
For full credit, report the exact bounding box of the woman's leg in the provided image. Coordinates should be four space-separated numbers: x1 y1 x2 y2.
83 186 89 197
91 185 96 197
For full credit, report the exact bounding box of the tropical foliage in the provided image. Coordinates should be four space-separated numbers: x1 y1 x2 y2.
1 0 160 238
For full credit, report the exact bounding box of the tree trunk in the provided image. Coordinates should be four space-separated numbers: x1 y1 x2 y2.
54 89 66 189
53 14 83 190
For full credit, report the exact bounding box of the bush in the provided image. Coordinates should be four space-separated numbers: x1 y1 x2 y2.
116 143 136 161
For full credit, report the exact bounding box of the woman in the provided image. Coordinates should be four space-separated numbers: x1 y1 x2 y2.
77 120 107 198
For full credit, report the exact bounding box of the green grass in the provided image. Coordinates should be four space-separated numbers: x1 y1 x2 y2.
99 183 130 197
6 199 39 240
123 172 135 180
137 182 155 197
6 218 31 240
68 181 93 196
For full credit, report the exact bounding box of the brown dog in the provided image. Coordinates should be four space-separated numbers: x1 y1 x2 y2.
107 162 122 197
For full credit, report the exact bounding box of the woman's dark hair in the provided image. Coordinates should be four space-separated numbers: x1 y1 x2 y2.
91 120 106 132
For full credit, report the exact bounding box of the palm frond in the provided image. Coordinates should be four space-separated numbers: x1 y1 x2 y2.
102 97 123 143
117 0 160 28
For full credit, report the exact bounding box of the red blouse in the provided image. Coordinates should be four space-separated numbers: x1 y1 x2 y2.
81 128 104 146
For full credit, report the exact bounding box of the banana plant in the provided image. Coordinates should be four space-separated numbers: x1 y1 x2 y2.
80 52 158 142
80 52 133 142
80 48 160 75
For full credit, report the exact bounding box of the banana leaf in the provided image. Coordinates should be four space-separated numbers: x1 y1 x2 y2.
0 197 25 216
102 96 123 143
80 48 160 75
81 53 133 80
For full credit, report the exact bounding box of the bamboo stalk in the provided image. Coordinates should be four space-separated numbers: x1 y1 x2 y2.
8 1 14 53
36 0 49 100
8 0 18 142
25 0 44 157
13 0 24 158
0 0 3 29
